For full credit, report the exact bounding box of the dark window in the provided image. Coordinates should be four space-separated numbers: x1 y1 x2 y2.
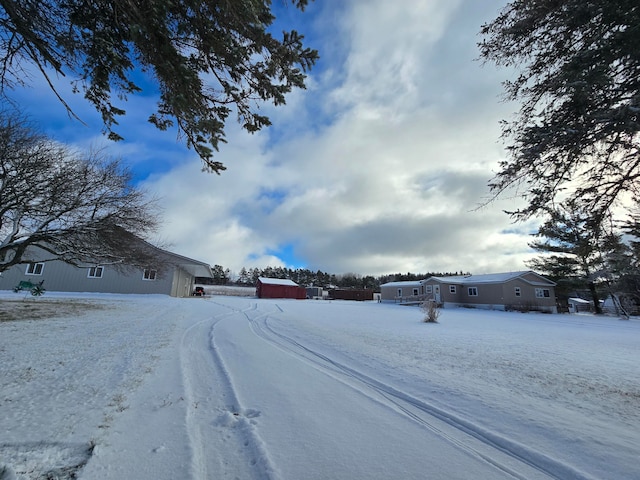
143 269 157 281
88 266 104 278
535 288 550 298
26 263 44 275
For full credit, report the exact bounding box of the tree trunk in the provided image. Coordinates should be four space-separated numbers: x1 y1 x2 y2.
589 281 602 314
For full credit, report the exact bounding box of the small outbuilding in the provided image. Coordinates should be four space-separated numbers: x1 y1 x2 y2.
306 286 324 299
568 297 592 313
256 277 306 299
328 288 374 301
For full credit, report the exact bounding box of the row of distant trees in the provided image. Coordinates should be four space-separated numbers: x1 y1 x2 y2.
205 266 470 291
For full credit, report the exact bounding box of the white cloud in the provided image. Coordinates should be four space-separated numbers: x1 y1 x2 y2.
138 0 538 277
11 0 535 277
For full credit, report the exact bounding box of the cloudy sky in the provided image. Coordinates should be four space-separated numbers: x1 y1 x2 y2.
12 0 542 278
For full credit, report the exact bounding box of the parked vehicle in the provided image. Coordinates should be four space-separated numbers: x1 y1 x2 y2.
193 286 205 296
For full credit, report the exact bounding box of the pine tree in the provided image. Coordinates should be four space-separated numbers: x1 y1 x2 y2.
238 267 250 286
526 202 608 313
0 0 318 172
480 1 640 226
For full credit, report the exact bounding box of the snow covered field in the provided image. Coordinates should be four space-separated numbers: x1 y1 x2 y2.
1 292 638 480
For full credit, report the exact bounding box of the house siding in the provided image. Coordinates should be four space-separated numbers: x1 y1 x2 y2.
1 260 174 295
379 281 423 302
462 282 503 307
0 245 212 297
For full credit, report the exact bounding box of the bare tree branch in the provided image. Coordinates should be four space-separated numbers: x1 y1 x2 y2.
0 110 161 273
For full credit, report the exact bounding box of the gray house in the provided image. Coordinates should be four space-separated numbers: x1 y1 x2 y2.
421 271 557 313
0 245 213 297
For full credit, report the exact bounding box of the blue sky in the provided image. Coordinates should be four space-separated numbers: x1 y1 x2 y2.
8 0 541 278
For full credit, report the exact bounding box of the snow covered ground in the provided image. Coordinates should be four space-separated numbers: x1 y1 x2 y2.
1 291 638 480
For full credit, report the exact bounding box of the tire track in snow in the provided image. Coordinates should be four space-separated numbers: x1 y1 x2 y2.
180 302 280 480
245 307 598 480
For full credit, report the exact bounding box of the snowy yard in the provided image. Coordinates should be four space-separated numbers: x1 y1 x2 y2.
1 292 638 480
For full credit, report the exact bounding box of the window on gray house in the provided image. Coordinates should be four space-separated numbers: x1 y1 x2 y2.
515 287 521 297
468 287 478 296
535 288 550 298
413 288 419 296
449 285 456 294
143 269 157 281
26 262 44 275
88 266 104 278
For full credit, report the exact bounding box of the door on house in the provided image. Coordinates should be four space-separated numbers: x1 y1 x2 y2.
434 285 441 303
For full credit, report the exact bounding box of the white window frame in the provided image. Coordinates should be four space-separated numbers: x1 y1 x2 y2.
412 288 419 296
397 288 402 298
449 285 456 294
143 269 157 281
535 288 550 298
88 266 104 278
515 287 521 297
425 285 433 294
468 287 478 296
26 262 45 276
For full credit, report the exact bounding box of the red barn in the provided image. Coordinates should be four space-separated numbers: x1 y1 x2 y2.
256 277 306 299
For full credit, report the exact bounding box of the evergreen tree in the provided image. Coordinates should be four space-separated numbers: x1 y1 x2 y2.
211 265 228 285
622 207 640 273
249 268 261 284
0 0 318 172
526 202 609 313
238 267 250 286
480 1 640 227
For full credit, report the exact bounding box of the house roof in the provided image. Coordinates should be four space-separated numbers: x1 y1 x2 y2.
380 281 422 287
258 277 299 286
568 297 591 304
125 233 214 279
422 271 555 286
158 249 214 278
176 262 214 278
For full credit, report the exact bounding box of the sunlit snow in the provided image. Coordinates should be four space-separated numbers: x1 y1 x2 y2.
1 291 638 479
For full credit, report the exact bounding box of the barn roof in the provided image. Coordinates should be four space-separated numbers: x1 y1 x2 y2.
258 277 300 286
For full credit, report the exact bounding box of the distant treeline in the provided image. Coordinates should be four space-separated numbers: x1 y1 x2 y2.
199 265 470 291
